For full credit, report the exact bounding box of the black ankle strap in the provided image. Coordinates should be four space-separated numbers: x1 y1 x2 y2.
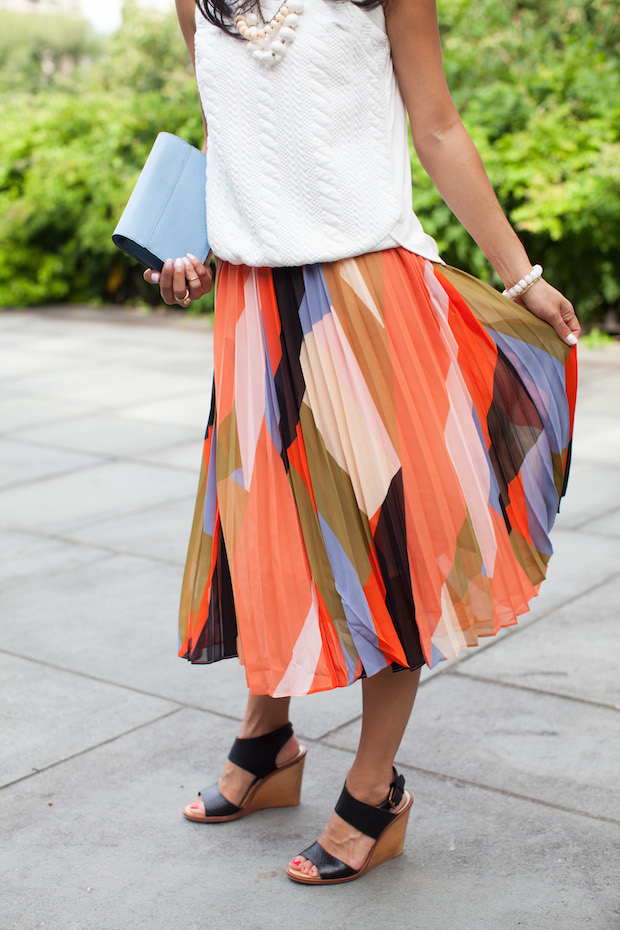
227 722 294 778
334 768 406 840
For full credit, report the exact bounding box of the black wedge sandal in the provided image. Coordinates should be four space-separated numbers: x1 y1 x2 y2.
183 722 306 823
286 767 412 884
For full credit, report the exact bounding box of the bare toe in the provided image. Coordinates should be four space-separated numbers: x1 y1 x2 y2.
288 853 321 879
184 798 205 817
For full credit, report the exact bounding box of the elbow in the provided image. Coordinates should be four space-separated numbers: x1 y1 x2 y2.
411 110 462 151
411 114 465 166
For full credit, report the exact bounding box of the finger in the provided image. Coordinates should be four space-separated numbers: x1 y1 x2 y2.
548 308 579 347
558 321 579 347
173 258 190 304
553 298 580 346
183 256 212 299
143 268 160 285
522 284 580 348
185 253 209 276
183 257 203 300
159 259 175 305
186 253 213 290
560 299 581 342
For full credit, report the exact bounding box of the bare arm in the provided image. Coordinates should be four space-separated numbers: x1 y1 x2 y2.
385 0 580 345
175 0 208 152
143 0 212 303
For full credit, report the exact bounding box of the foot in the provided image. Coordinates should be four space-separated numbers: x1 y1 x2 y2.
186 732 300 816
288 781 408 879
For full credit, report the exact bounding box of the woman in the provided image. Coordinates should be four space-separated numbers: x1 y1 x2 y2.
145 0 579 885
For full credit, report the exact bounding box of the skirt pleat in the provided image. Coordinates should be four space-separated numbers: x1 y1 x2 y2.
178 248 577 696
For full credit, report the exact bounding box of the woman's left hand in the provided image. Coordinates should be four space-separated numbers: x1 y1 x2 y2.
518 279 580 347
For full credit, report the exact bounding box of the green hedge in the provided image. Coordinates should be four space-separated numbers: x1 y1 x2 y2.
0 88 209 310
0 0 618 319
0 4 211 311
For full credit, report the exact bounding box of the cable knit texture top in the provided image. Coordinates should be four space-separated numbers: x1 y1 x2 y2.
194 0 442 266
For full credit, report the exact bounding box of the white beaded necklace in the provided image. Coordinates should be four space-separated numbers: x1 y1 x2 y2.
235 0 304 67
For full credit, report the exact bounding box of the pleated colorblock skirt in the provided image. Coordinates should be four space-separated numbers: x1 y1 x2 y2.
179 248 577 696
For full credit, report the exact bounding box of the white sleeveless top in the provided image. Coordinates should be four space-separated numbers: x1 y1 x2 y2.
194 0 442 267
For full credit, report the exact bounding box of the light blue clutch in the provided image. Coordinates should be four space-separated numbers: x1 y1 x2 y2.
112 132 209 272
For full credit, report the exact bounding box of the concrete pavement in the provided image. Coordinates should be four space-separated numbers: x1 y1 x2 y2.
1 308 619 930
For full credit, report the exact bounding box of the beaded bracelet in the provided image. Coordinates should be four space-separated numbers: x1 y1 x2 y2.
502 265 543 300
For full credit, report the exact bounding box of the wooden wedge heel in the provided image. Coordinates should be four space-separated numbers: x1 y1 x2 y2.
183 722 306 823
286 767 412 885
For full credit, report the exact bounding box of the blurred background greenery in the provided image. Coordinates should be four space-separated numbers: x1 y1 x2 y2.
0 0 618 323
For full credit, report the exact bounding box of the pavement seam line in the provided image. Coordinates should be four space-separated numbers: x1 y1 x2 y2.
53 490 198 534
569 513 620 536
54 490 196 531
394 761 620 827
0 549 117 586
448 669 620 712
2 434 204 478
5 431 201 461
0 647 249 727
0 409 106 435
315 716 362 740
0 647 192 707
14 539 183 571
2 433 112 457
123 454 199 474
572 510 620 531
315 739 620 827
0 459 112 493
0 451 199 495
0 504 192 568
0 707 184 791
44 535 186 569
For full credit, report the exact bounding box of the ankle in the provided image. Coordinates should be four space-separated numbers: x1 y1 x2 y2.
345 766 394 807
237 718 290 739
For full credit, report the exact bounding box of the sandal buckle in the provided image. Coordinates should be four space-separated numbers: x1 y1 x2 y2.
386 770 405 808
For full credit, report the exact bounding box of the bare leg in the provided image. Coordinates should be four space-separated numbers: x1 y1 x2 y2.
187 693 300 814
289 664 421 877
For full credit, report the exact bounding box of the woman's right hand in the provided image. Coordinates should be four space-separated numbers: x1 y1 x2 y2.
143 253 213 307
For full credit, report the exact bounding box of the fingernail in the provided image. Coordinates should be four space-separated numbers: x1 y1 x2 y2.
566 333 578 346
183 257 192 267
187 253 198 261
164 259 173 270
151 273 160 284
175 258 183 269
